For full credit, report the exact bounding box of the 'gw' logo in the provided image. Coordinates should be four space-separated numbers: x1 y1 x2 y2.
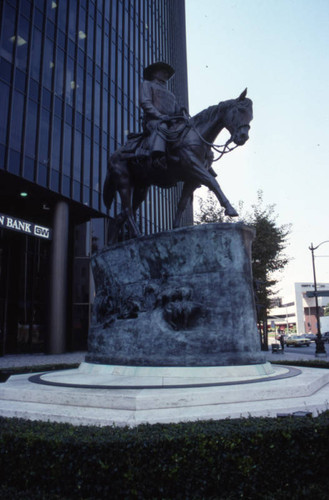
34 225 50 239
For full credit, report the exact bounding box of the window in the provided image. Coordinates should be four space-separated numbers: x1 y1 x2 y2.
39 108 50 164
54 48 65 97
63 123 72 176
25 99 38 158
0 3 16 63
10 91 25 150
42 38 54 90
0 82 10 144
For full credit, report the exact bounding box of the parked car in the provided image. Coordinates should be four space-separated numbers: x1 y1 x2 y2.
322 332 329 343
304 333 317 342
285 335 310 347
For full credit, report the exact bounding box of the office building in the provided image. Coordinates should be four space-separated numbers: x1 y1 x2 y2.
0 0 191 355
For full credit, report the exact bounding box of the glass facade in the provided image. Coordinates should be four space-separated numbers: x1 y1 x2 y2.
0 0 191 354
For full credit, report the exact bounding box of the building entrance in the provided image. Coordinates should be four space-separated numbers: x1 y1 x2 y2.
0 229 50 355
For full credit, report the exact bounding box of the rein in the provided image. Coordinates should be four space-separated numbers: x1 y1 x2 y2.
157 115 249 162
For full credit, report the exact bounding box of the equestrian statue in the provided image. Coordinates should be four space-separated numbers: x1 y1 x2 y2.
103 61 253 239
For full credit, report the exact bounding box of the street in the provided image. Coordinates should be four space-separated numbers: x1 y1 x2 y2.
283 343 327 356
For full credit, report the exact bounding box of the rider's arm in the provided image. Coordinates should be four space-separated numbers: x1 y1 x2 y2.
139 81 163 120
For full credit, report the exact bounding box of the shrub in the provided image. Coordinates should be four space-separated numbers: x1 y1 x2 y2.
1 413 329 499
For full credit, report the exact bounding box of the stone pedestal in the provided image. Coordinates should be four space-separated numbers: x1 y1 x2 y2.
86 223 266 366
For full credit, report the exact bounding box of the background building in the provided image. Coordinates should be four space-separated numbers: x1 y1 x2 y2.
0 0 191 355
268 282 329 334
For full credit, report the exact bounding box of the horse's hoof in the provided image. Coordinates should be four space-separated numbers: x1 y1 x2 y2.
225 208 238 217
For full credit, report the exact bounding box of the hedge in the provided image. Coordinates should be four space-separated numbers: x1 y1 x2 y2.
1 413 329 499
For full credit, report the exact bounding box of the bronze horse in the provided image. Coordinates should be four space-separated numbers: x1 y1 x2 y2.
103 89 253 238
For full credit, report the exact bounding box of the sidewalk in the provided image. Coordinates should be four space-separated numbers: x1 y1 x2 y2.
0 351 86 369
0 348 325 370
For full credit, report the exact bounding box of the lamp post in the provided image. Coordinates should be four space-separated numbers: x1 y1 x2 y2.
309 241 329 356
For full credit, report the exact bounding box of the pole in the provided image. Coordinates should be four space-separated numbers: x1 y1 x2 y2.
309 242 326 356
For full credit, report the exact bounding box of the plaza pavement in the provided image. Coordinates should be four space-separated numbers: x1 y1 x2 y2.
0 347 328 426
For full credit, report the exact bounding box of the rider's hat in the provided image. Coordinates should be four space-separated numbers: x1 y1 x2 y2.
143 62 175 81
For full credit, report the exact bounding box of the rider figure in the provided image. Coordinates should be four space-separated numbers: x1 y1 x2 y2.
139 61 180 168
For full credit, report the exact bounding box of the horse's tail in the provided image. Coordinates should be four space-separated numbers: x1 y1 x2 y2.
103 163 116 210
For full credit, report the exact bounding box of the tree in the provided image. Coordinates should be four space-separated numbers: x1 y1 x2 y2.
194 190 291 349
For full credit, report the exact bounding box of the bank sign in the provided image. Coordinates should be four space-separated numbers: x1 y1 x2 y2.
0 213 52 240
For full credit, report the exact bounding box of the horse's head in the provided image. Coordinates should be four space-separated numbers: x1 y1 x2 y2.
223 89 253 146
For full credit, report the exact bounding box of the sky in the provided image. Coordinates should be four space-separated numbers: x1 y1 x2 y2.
185 0 329 300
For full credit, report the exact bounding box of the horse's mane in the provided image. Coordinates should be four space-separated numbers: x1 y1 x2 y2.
190 97 252 128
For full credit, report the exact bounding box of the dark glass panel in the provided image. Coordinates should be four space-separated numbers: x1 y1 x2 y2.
42 37 54 90
54 47 65 97
83 186 89 205
42 88 51 109
63 123 72 176
0 3 16 63
54 95 63 116
94 81 100 125
14 68 26 93
65 104 73 125
94 125 100 144
51 115 62 170
76 112 82 131
21 1 32 19
58 1 68 30
0 57 12 83
10 90 25 150
102 90 108 133
68 39 76 58
25 99 38 158
0 81 10 144
73 180 81 201
83 136 90 185
16 15 29 71
92 190 99 210
85 118 91 137
77 48 85 67
23 156 35 181
87 14 94 58
57 29 66 49
85 73 92 119
8 149 20 175
29 78 39 102
74 130 82 181
92 146 99 190
95 24 102 67
33 8 44 30
37 162 48 186
95 65 101 82
0 144 6 169
76 65 84 114
62 175 70 197
50 169 59 191
68 0 77 40
39 108 50 165
30 28 42 81
47 0 57 22
35 0 45 11
46 19 56 40
65 56 75 105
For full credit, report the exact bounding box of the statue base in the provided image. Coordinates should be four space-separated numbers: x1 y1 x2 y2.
86 223 266 367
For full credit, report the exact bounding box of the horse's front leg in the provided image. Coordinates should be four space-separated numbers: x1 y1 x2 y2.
188 158 238 217
173 182 198 228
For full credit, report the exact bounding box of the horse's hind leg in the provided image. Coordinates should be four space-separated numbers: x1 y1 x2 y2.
118 185 142 237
